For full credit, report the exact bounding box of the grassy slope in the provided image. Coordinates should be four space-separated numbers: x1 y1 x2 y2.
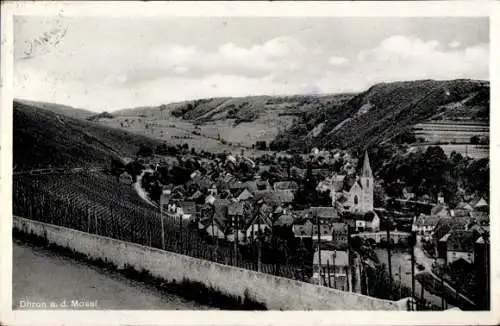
14 99 96 120
274 79 489 152
101 93 354 152
13 100 163 170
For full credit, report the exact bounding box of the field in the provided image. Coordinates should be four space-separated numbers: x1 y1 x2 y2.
413 121 489 144
13 171 297 278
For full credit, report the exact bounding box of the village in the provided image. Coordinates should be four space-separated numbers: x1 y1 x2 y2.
114 143 490 309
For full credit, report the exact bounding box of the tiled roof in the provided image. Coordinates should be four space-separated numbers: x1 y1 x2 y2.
431 204 449 216
413 214 441 227
432 218 468 242
446 230 478 253
273 181 299 191
309 207 338 220
332 222 349 232
228 201 244 216
255 190 295 205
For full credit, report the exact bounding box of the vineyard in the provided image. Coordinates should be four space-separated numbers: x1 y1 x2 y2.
13 171 298 278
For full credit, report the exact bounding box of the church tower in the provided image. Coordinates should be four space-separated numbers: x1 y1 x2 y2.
360 151 374 212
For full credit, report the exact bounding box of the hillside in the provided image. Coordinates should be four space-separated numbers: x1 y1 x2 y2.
271 79 489 153
100 93 355 153
14 99 95 120
13 100 163 170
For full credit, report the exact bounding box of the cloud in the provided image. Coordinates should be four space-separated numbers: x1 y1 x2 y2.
328 56 349 66
14 23 488 112
354 35 489 84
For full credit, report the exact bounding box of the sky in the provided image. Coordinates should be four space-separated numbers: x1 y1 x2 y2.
14 16 489 112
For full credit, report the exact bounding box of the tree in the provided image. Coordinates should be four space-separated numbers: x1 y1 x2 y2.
374 181 387 207
137 144 153 157
470 135 480 145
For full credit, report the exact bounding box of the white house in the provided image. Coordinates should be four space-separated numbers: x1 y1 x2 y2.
412 214 441 235
312 250 351 291
353 211 380 232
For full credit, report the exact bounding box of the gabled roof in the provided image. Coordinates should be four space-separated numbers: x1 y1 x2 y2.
446 230 478 253
255 190 295 205
273 181 299 191
431 204 450 216
432 218 468 242
455 202 473 211
470 211 489 225
309 207 338 220
413 214 442 228
474 197 488 208
236 188 254 201
228 201 245 216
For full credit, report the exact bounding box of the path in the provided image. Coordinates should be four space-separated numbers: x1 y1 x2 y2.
13 240 210 310
134 169 157 207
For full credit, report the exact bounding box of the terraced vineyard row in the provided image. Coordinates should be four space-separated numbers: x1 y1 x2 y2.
13 171 296 279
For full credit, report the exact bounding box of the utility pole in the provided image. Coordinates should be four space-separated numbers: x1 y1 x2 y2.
441 264 445 310
327 259 332 288
398 265 402 299
233 216 238 267
411 231 416 301
317 213 322 285
386 226 393 299
160 198 165 250
179 212 183 254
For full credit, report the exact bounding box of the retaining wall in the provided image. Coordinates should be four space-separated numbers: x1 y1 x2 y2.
13 216 409 310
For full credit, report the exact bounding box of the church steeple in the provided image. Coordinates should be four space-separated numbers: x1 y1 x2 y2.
361 151 372 178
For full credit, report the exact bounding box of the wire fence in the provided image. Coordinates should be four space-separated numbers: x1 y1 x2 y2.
13 171 300 280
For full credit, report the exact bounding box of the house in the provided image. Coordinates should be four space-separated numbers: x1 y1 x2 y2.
455 201 473 211
119 171 133 185
179 200 197 220
228 201 245 229
244 203 273 241
311 250 351 291
273 181 299 192
354 211 380 232
205 194 216 205
412 214 442 235
432 217 469 259
344 211 380 232
292 219 313 238
469 196 488 211
205 199 231 239
430 203 451 218
470 210 489 226
309 207 339 225
236 188 254 201
440 230 478 264
312 224 333 242
402 188 415 200
331 222 349 249
254 190 295 206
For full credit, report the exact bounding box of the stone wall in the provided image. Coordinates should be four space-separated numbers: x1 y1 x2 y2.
13 216 410 310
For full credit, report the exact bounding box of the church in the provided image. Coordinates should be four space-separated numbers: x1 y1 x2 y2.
317 151 374 214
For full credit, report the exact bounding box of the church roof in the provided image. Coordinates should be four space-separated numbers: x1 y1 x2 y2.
362 151 373 178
